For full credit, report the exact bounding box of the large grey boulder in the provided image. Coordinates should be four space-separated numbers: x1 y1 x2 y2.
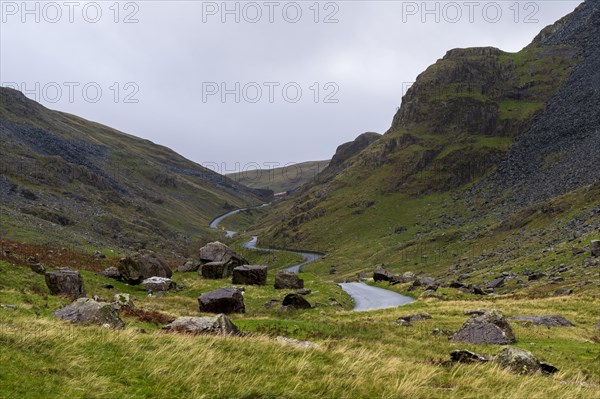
282 293 311 310
451 309 516 344
163 314 240 335
178 260 201 273
495 347 558 375
591 240 600 257
199 242 247 266
201 261 234 279
232 265 267 285
198 287 245 314
99 267 121 280
45 269 86 298
118 251 172 285
373 266 394 282
274 271 304 289
53 298 124 328
142 277 176 292
509 315 575 327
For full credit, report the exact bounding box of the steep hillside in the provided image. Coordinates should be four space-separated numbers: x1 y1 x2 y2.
252 1 600 294
0 88 263 257
226 160 329 194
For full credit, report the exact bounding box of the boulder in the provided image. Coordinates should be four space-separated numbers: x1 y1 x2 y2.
451 309 516 344
232 265 267 285
199 241 247 266
591 240 600 257
53 298 124 328
274 271 304 289
486 277 505 289
373 266 394 282
201 261 234 279
163 314 240 335
281 293 311 310
495 347 558 375
397 313 432 325
178 260 201 273
198 287 245 314
99 267 121 280
412 277 439 291
45 269 86 298
118 251 172 285
450 350 493 364
142 277 176 292
112 293 133 310
296 288 311 295
29 263 46 275
509 315 574 327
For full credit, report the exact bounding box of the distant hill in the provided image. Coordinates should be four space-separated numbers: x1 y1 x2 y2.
227 160 329 194
0 88 263 257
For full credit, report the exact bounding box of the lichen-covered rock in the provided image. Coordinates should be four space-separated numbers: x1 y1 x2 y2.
53 298 124 328
199 242 247 266
495 347 558 375
451 309 516 344
45 269 86 298
163 314 239 335
118 251 172 285
99 267 121 280
112 293 133 310
142 277 176 292
509 315 574 327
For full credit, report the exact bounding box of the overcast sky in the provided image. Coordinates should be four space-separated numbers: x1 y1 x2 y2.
0 0 584 173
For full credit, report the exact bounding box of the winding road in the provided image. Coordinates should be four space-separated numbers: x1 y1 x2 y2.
209 208 414 311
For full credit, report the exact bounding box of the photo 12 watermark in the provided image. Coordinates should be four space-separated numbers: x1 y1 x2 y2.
400 1 540 24
1 82 140 104
201 81 339 104
0 1 140 24
200 1 339 24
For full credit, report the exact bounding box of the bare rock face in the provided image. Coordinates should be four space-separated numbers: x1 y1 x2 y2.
45 269 86 298
142 277 176 292
274 271 304 289
232 265 267 285
163 314 240 335
451 309 516 344
53 298 124 328
118 251 172 285
199 242 247 266
198 287 245 314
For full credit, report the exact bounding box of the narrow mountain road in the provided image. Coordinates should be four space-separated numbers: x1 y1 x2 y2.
209 207 414 311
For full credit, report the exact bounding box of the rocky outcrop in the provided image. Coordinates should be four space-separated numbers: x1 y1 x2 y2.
509 315 574 327
373 266 394 282
199 242 247 266
118 251 172 285
45 269 86 298
232 265 267 285
163 314 240 335
317 132 382 181
274 271 304 289
451 309 516 344
396 313 432 326
53 298 124 328
198 287 245 314
142 277 176 292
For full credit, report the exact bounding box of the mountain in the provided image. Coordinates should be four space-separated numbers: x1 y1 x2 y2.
0 87 264 257
226 160 330 194
253 1 600 292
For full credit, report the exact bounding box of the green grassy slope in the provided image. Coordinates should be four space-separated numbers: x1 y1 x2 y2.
226 160 330 193
0 88 263 258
